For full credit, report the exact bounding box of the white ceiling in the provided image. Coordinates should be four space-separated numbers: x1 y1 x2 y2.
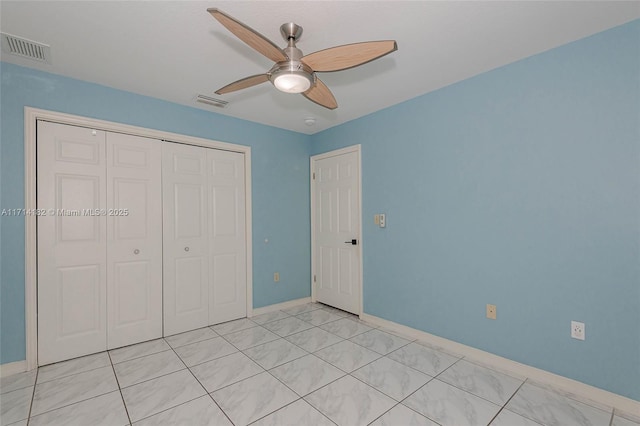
2 1 639 134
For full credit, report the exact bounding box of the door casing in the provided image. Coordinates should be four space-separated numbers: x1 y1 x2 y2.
310 144 363 315
24 107 253 370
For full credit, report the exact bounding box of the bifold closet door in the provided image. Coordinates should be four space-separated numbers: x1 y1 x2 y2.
106 133 162 349
208 149 247 324
37 121 108 365
38 121 163 364
163 142 210 336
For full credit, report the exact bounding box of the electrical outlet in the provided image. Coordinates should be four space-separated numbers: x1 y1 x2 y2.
486 304 497 320
273 272 280 282
571 321 585 340
379 214 386 228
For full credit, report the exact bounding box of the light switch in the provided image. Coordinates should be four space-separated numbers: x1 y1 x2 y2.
374 214 380 225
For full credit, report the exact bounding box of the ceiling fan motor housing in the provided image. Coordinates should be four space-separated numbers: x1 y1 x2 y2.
269 43 316 93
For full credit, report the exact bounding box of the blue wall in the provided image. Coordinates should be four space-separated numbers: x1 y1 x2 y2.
312 20 640 400
0 62 311 364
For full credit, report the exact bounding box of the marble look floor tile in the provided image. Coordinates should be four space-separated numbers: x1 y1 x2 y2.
506 382 612 426
349 329 411 355
490 409 545 426
223 326 280 350
211 372 298 426
133 395 232 426
352 356 432 401
0 369 36 394
387 342 459 376
29 390 128 426
612 415 640 426
109 338 171 364
252 399 334 426
377 326 418 342
5 421 27 426
211 318 257 335
243 338 308 370
319 318 373 339
262 317 315 337
370 404 438 426
31 366 118 416
305 375 395 426
415 340 465 359
313 340 381 373
438 359 523 405
295 309 344 326
250 310 291 325
165 326 218 348
37 352 111 384
403 379 501 426
270 354 345 396
190 351 263 392
0 386 32 426
114 349 185 388
173 337 237 367
281 303 323 316
285 327 344 352
121 369 206 422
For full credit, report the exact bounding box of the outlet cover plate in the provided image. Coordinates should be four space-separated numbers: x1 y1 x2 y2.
571 321 585 340
486 304 497 320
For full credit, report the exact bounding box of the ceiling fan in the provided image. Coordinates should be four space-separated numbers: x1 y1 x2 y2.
208 8 398 110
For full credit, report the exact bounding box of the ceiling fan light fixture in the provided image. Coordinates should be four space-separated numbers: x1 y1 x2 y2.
272 70 313 94
269 60 315 94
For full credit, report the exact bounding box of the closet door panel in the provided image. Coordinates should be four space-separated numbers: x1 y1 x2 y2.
37 121 107 365
106 133 162 349
208 150 247 324
163 142 210 336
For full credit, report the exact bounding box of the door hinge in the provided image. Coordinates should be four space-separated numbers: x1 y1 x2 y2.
312 172 315 180
313 274 316 283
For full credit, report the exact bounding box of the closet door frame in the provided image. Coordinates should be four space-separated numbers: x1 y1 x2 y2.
24 107 253 371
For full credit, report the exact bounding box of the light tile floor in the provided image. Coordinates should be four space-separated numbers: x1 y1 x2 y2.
1 303 638 426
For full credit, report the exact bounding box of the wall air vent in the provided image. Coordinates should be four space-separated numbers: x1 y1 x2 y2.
1 33 51 64
195 94 229 109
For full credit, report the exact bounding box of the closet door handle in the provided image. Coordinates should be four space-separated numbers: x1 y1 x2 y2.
184 247 190 252
133 249 140 255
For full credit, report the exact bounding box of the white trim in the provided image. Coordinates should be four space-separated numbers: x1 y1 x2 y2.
24 107 254 370
0 360 27 378
361 313 640 415
250 297 311 317
310 145 363 315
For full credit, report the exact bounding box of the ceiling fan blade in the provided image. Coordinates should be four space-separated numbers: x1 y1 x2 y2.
303 78 337 110
302 40 397 72
208 8 288 63
215 74 270 95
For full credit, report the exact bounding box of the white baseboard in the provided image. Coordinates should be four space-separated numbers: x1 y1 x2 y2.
360 313 640 417
251 297 311 316
0 360 27 377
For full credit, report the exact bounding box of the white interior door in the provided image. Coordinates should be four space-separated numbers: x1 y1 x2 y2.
106 133 162 349
312 148 361 314
37 121 107 365
208 149 247 324
163 142 210 336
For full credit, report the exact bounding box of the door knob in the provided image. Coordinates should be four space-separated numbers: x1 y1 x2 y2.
133 249 140 255
344 239 357 245
184 247 190 252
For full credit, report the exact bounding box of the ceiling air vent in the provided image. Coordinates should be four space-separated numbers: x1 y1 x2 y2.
195 94 228 109
1 33 51 64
